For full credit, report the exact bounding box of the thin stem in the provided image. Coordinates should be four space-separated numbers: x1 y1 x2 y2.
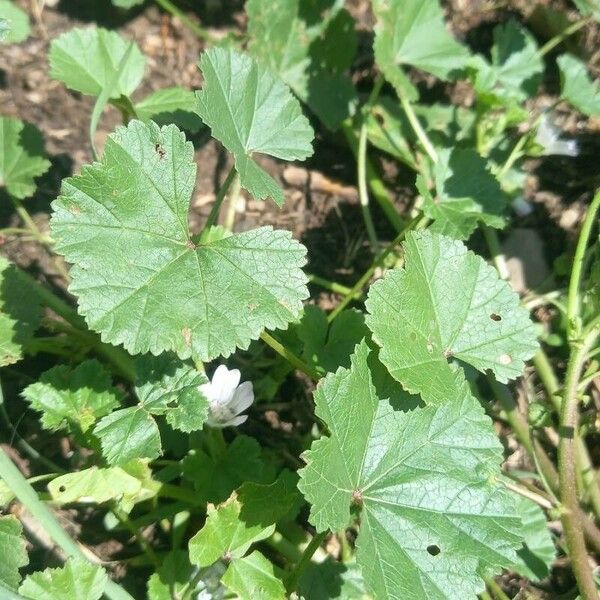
285 530 328 593
223 173 241 231
357 121 379 252
398 91 438 164
567 191 600 339
533 349 561 411
0 227 33 236
498 133 528 179
260 331 320 382
328 215 423 322
154 0 216 43
204 166 237 231
484 577 511 600
482 225 510 280
558 329 599 600
0 447 134 600
307 273 354 297
112 504 159 568
537 16 593 57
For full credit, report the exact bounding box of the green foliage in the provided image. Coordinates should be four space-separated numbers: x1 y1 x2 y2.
196 47 314 205
112 0 144 7
420 148 508 239
135 87 203 131
299 341 522 599
299 560 370 599
0 257 41 366
221 551 286 600
22 360 121 433
18 559 107 600
49 27 145 98
0 515 28 591
366 231 537 403
558 54 600 116
0 0 30 43
246 0 357 129
0 116 50 199
50 120 308 361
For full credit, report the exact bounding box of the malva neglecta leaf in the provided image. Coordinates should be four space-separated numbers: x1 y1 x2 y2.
420 148 508 240
147 550 194 600
50 120 309 361
299 559 371 600
558 54 600 116
18 559 107 600
0 257 41 367
0 116 50 200
221 551 286 600
183 435 276 505
196 47 314 205
298 341 522 600
246 0 357 129
22 359 121 433
373 0 470 99
365 231 537 403
49 27 145 98
0 515 28 591
0 0 30 44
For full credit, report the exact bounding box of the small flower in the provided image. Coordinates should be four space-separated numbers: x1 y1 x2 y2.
200 365 254 428
535 114 579 157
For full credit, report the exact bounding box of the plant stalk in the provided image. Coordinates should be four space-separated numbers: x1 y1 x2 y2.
204 166 237 231
285 530 328 593
537 16 593 57
398 91 438 165
260 332 320 382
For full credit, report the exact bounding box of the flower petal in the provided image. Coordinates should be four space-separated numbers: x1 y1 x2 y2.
230 381 254 414
224 415 248 427
210 364 240 405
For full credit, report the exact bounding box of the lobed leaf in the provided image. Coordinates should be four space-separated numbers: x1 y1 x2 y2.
298 341 522 599
299 559 371 599
22 360 121 433
221 551 286 600
135 87 203 131
49 27 145 98
0 516 28 591
0 257 41 366
365 231 537 403
0 116 50 200
196 47 314 205
50 120 308 361
18 559 107 600
0 0 30 43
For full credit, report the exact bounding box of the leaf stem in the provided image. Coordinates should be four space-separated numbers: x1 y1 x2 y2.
537 16 593 57
397 90 438 165
0 447 134 600
154 0 216 43
482 225 510 280
567 190 600 339
558 329 599 600
307 273 355 297
204 166 237 231
260 331 320 382
357 121 379 252
112 504 159 568
285 530 328 593
223 173 241 231
484 577 511 600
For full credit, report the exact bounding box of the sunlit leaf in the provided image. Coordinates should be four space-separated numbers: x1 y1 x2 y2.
0 0 30 43
558 54 600 116
222 551 286 600
0 516 28 591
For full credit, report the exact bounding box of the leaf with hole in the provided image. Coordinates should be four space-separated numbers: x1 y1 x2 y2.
298 341 523 599
50 120 308 361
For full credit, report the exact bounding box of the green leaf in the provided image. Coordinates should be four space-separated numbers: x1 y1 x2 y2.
365 231 537 403
50 120 308 362
134 353 209 433
49 27 145 98
0 516 28 591
512 494 555 581
298 341 522 600
0 116 50 199
558 54 600 116
421 148 508 240
573 0 600 20
247 0 357 129
148 550 193 600
183 435 275 504
298 306 368 374
222 551 286 600
19 559 107 600
135 87 204 131
373 0 469 98
112 0 144 7
94 406 162 465
0 257 41 366
472 20 543 104
196 47 314 205
299 559 371 599
22 360 121 433
0 0 30 43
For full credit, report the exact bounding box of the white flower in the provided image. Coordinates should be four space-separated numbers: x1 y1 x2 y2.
199 365 254 428
535 114 579 157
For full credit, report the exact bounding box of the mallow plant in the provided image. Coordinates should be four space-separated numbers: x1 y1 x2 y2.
0 1 599 599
